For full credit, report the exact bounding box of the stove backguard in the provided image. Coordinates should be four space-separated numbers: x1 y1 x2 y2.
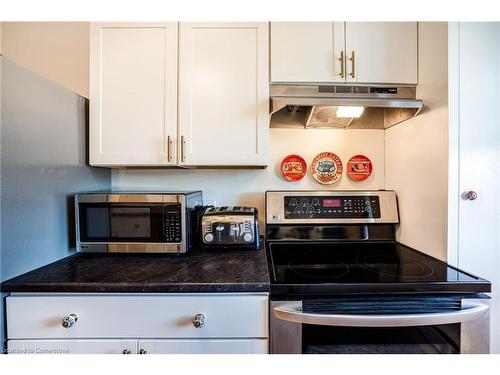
266 190 399 225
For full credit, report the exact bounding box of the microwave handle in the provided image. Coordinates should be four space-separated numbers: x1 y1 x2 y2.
273 301 489 327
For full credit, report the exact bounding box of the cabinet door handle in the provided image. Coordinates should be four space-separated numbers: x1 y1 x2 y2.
338 51 345 78
462 191 478 201
180 135 186 162
349 51 355 78
166 135 173 162
192 313 206 328
122 349 132 354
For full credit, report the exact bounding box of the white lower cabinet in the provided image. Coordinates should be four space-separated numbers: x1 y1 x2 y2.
6 293 269 354
138 339 267 354
7 339 138 354
7 338 267 354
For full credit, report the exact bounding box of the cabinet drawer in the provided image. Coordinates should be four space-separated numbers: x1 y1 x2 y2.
7 294 268 339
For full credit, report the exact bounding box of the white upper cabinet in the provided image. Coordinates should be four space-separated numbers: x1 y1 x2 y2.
345 22 418 84
178 22 269 166
271 22 345 83
90 23 178 166
270 22 418 85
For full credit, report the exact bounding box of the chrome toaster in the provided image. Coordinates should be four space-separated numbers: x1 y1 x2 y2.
200 206 260 250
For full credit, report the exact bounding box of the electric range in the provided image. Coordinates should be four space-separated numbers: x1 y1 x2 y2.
265 190 491 354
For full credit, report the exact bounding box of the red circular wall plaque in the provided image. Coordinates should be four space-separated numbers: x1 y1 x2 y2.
311 152 343 184
347 154 373 182
281 154 307 181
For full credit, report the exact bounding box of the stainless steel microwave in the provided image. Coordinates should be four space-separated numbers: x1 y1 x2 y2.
75 191 202 254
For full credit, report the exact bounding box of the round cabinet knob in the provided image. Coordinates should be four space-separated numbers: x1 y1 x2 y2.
122 349 132 354
243 233 253 242
204 233 214 242
463 191 478 201
62 313 78 328
192 313 206 328
139 349 147 354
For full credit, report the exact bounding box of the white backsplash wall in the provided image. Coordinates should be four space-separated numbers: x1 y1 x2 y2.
112 128 385 223
385 22 448 261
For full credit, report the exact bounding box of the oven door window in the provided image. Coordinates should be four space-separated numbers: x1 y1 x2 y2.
302 324 460 354
108 204 163 242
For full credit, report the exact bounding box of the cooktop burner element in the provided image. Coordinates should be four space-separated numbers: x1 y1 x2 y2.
356 252 435 280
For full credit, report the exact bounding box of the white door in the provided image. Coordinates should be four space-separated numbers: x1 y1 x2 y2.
178 22 269 166
448 23 500 353
270 22 345 83
138 339 267 354
345 22 417 84
90 22 178 166
7 339 137 354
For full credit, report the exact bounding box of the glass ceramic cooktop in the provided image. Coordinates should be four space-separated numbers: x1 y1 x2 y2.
268 241 483 285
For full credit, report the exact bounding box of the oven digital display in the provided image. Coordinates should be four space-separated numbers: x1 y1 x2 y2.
322 199 341 208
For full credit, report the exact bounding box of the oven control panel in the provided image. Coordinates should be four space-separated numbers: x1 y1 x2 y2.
284 196 381 219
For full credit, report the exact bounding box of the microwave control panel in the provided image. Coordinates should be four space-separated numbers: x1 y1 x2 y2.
284 196 381 219
164 204 182 242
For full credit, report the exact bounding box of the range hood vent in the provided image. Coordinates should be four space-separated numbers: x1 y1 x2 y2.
270 84 423 130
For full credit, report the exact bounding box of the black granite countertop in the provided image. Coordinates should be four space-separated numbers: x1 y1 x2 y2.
0 249 270 293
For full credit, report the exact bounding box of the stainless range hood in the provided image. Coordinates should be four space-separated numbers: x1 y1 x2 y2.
270 84 423 129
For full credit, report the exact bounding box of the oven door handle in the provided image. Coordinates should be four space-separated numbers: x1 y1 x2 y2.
273 301 489 327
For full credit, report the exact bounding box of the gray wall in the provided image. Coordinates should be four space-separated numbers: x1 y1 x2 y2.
0 57 111 349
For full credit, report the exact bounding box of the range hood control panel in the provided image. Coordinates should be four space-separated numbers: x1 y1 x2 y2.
284 196 381 219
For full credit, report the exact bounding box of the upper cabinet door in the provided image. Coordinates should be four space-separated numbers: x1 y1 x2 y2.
345 22 418 84
90 23 178 166
271 22 345 82
178 23 269 166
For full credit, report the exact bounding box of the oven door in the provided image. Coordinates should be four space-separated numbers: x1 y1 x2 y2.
270 299 490 354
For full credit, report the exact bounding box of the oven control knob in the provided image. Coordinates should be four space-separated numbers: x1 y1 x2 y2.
204 233 214 242
62 313 78 328
192 313 206 328
243 233 253 242
364 206 372 213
